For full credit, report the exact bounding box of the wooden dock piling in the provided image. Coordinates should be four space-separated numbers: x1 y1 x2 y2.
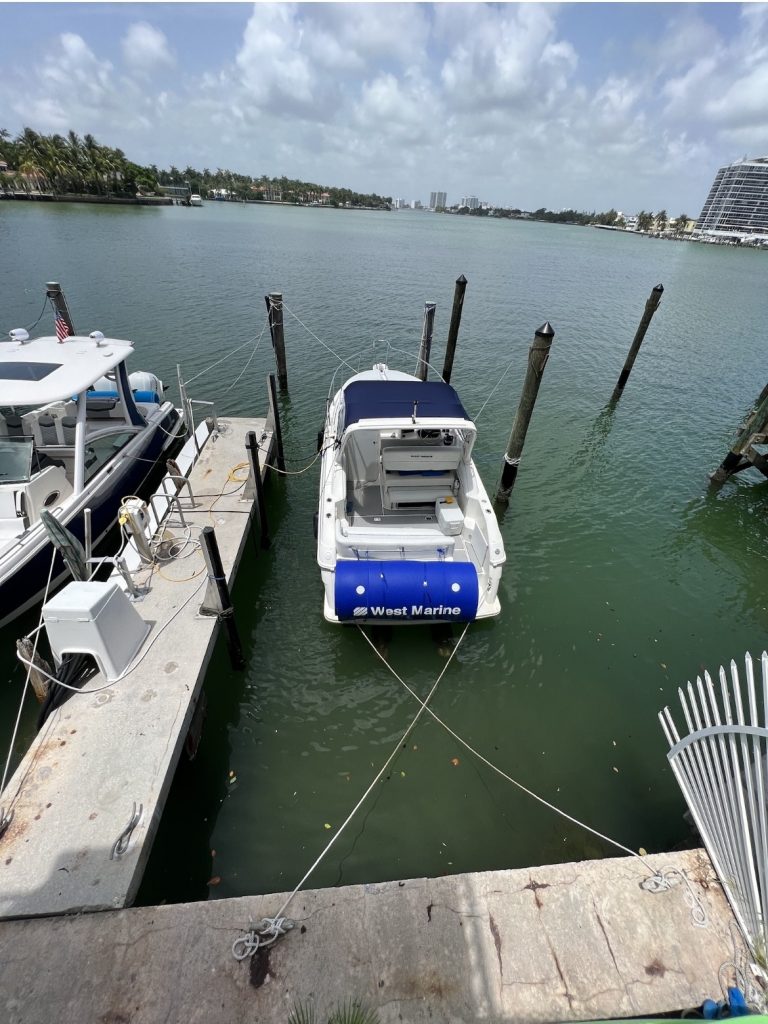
267 372 286 472
45 281 76 335
245 430 270 548
495 322 555 504
442 275 467 384
416 302 437 381
710 383 768 484
612 284 664 397
265 292 288 391
199 525 245 670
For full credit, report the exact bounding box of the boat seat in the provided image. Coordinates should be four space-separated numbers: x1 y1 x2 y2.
380 446 461 510
336 521 456 561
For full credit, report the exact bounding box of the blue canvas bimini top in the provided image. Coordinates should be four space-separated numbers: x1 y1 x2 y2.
343 380 470 429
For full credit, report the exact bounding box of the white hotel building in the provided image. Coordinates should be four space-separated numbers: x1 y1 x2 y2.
696 157 768 241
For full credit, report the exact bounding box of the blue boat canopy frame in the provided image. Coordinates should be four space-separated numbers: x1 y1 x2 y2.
342 380 471 429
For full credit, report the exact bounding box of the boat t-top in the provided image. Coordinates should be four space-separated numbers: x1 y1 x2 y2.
0 327 181 626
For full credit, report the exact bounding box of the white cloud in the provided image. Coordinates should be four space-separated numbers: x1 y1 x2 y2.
2 2 765 213
121 23 175 73
235 4 316 109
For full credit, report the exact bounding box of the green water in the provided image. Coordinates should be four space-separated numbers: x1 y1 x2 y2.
1 201 767 904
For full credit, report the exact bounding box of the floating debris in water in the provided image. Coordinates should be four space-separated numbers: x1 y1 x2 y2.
324 823 333 830
208 876 221 886
450 757 460 767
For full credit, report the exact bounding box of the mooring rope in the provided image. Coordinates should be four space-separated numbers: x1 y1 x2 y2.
232 622 471 960
223 322 267 394
281 301 358 375
0 549 57 822
473 352 518 422
355 624 709 931
182 325 266 388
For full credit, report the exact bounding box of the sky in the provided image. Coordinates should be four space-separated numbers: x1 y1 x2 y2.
2 2 768 214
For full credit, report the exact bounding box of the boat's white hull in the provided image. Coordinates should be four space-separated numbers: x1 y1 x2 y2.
316 365 506 625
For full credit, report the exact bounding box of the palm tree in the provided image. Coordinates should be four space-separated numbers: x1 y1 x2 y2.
676 213 689 234
655 209 668 233
636 210 654 232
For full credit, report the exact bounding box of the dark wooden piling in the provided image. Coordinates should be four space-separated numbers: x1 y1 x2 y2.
199 525 245 669
612 284 664 397
45 282 76 335
442 275 467 384
710 384 768 484
495 322 555 504
265 292 288 391
416 302 437 381
266 373 286 472
245 431 270 549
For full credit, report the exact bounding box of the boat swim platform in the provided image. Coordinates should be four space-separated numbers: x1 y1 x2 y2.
0 849 742 1023
0 415 273 920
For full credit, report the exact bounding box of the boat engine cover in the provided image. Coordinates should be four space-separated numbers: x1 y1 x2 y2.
335 560 479 622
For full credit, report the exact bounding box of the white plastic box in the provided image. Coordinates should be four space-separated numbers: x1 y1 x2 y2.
43 581 150 681
436 497 464 536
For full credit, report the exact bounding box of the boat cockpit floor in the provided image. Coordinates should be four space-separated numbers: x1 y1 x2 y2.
346 483 438 528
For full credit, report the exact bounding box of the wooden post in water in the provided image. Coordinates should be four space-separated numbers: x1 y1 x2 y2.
199 526 245 669
612 284 664 398
416 302 437 381
45 282 76 336
265 292 288 391
266 372 286 472
710 384 768 484
495 322 555 504
245 430 270 549
442 275 467 384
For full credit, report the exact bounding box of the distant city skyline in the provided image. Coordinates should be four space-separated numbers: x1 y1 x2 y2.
2 4 768 212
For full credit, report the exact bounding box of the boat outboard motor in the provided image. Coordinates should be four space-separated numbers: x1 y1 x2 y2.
129 371 164 404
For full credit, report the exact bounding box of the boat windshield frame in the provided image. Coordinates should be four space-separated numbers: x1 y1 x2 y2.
0 437 34 484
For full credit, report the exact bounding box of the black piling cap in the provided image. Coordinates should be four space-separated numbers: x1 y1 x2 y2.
653 283 664 293
456 274 467 284
535 321 555 338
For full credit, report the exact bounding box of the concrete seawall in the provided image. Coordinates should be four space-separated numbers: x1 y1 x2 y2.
0 849 738 1023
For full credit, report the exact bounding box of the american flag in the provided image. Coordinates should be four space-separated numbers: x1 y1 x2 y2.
55 310 70 343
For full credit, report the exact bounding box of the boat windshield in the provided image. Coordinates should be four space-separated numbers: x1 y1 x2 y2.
0 437 34 484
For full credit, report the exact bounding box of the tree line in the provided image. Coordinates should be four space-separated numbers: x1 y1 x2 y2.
0 127 391 208
486 206 690 231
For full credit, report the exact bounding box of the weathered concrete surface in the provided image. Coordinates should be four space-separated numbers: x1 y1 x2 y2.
0 417 271 919
0 850 738 1023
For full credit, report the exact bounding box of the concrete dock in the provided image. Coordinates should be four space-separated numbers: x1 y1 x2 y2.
0 416 272 919
0 849 741 1022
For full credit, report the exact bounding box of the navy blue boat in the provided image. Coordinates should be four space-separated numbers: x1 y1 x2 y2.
0 329 182 627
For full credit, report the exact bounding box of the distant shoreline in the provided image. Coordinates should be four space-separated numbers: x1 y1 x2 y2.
0 191 388 211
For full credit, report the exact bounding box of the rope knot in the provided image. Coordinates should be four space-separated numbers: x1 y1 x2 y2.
232 916 294 960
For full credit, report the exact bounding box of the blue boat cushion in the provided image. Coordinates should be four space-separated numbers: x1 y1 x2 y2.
335 560 479 622
87 389 161 405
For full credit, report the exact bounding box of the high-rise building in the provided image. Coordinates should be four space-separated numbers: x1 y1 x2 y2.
460 196 479 210
429 191 447 210
697 157 768 239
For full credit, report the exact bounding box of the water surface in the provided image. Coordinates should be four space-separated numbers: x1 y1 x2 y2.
1 201 767 903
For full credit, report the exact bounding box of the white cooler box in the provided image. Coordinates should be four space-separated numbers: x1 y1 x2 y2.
436 497 464 536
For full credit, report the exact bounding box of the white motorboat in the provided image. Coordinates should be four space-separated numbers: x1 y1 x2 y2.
0 328 182 626
189 194 203 207
316 363 506 624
